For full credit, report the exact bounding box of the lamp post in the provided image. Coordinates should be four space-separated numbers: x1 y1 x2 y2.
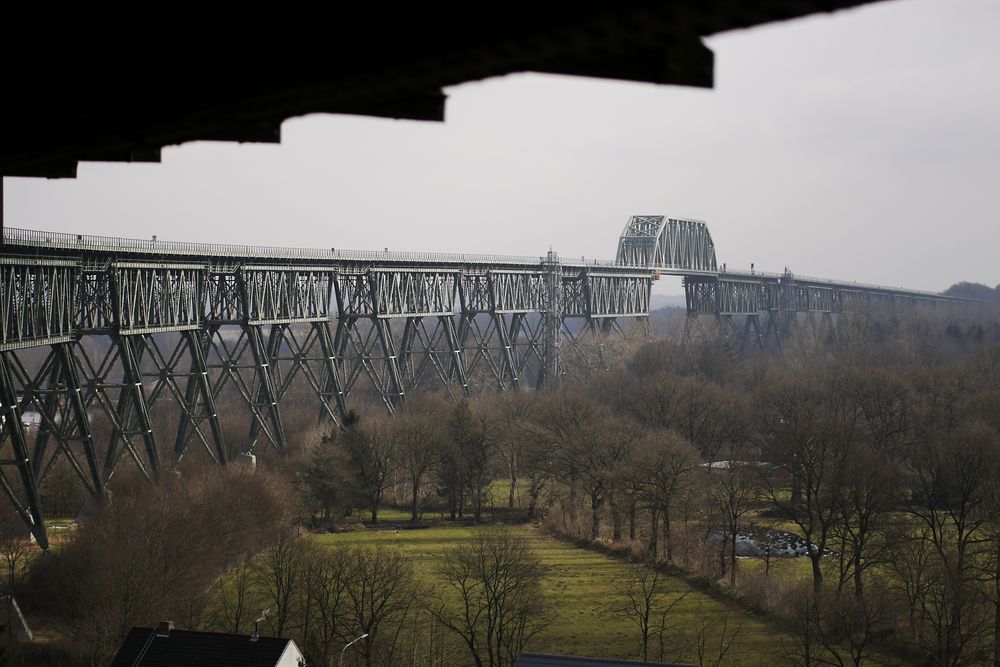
339 632 369 666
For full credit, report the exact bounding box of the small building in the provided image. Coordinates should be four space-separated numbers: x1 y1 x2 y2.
111 623 305 667
701 460 791 482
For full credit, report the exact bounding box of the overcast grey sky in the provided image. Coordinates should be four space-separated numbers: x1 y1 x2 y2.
5 0 999 294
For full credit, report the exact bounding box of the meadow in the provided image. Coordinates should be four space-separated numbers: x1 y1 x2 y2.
315 523 791 666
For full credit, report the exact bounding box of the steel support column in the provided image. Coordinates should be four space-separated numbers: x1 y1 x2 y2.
172 330 227 463
539 252 563 389
314 320 348 424
114 335 159 475
375 319 405 410
0 352 48 548
31 343 102 495
244 324 287 451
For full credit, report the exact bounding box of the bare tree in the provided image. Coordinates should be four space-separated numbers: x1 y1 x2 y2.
634 429 700 562
301 546 350 667
885 521 935 644
448 399 499 523
430 526 549 667
575 415 637 541
340 414 397 524
707 461 760 588
492 392 536 512
342 543 417 667
393 396 445 522
0 511 34 594
692 611 742 667
299 439 352 526
757 370 856 592
831 367 912 596
813 586 894 667
622 372 747 463
615 556 689 661
214 557 255 634
905 424 997 665
254 532 312 638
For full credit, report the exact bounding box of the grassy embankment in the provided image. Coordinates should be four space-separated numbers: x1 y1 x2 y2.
316 524 790 666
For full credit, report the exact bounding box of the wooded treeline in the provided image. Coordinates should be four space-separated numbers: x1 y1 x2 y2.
4 308 1000 666
297 311 1000 665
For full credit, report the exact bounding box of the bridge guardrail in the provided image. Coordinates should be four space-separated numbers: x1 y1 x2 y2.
718 268 972 301
2 227 619 269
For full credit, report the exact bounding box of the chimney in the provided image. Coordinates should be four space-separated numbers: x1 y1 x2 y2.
156 621 174 638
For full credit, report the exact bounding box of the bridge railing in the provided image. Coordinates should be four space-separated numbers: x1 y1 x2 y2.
3 227 620 269
718 268 971 301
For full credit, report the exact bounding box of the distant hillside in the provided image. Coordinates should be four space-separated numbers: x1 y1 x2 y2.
943 282 1000 301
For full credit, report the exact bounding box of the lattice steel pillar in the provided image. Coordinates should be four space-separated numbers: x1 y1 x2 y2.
0 352 48 549
493 314 520 390
173 330 227 464
314 320 348 423
245 324 287 450
32 343 103 495
375 319 405 410
442 315 470 396
539 250 563 389
114 335 160 476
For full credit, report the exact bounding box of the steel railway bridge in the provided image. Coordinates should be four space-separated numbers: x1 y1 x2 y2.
0 217 975 546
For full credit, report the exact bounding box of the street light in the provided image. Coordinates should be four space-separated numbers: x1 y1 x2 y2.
339 632 369 666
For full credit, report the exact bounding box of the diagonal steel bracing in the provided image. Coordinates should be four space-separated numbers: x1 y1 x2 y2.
203 326 287 452
132 331 228 465
0 352 48 548
22 345 102 495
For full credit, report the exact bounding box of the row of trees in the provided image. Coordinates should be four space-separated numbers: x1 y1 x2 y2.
298 324 1000 665
213 526 548 667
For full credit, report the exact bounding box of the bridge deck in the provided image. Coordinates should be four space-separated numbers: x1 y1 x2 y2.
2 227 619 271
717 269 972 301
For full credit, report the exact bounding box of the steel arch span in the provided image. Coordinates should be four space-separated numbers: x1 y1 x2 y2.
615 215 718 275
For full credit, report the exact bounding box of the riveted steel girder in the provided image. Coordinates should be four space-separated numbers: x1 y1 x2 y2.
0 259 76 350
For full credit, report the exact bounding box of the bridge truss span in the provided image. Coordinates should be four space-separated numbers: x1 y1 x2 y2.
0 228 655 547
0 217 978 547
683 270 979 353
616 215 718 275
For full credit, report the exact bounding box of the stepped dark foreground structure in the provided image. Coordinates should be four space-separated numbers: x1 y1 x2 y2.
0 217 975 546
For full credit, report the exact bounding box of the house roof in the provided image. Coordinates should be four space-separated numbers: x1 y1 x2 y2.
516 653 693 667
110 627 297 667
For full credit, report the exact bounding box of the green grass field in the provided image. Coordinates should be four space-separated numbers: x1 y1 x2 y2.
315 524 791 666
